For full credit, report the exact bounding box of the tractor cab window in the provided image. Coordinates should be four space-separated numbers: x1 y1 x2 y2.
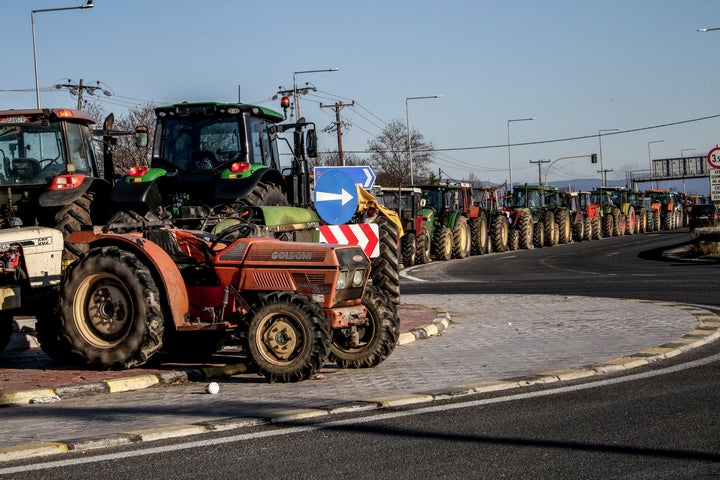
0 121 67 186
157 116 244 170
66 122 92 175
512 190 526 207
246 116 268 166
422 189 443 210
527 190 542 207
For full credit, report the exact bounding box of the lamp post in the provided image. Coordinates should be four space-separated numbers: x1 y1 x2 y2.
507 117 534 189
544 154 594 186
597 128 619 186
698 27 720 32
292 68 338 120
32 1 94 108
648 139 664 188
406 95 441 185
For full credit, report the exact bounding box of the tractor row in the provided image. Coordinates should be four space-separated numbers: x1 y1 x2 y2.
377 181 691 268
0 102 403 383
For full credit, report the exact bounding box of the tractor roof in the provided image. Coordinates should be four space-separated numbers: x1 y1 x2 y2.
0 108 95 124
155 102 285 123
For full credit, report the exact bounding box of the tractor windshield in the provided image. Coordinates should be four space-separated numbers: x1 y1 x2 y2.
422 189 452 211
512 189 542 208
154 115 250 170
0 121 92 187
647 191 670 204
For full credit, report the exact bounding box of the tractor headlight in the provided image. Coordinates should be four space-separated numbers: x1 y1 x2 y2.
352 269 366 287
336 270 348 290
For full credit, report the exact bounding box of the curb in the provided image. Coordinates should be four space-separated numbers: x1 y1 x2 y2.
1 300 718 463
0 307 450 408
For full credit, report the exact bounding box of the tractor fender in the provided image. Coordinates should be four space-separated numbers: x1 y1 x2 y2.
213 168 287 201
38 176 111 208
69 231 190 329
110 178 163 216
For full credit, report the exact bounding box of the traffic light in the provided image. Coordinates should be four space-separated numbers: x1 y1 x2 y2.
591 153 598 164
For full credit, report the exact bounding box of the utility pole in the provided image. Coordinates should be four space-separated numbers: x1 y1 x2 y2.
530 159 550 184
598 168 613 186
320 101 354 166
54 78 110 110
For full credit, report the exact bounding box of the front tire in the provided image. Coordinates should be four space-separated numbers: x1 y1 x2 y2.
330 286 399 369
57 247 165 369
246 292 331 383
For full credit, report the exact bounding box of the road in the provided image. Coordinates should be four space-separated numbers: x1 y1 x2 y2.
1 229 719 478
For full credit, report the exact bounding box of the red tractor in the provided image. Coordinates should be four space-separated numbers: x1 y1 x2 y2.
37 225 398 382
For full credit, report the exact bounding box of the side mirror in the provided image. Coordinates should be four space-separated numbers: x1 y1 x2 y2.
134 126 149 148
306 129 318 158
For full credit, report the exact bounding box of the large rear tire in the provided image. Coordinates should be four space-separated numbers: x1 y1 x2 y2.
490 214 509 252
625 206 636 235
371 217 401 305
235 182 289 208
330 285 399 369
57 246 165 369
452 215 471 259
571 213 584 242
53 192 95 261
400 232 417 268
518 214 534 250
433 227 453 261
533 221 545 248
555 209 571 244
246 292 330 383
543 211 557 246
602 214 614 237
469 215 488 255
415 225 432 264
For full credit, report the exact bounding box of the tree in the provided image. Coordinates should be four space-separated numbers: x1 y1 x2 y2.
367 120 434 187
86 101 155 178
312 148 366 169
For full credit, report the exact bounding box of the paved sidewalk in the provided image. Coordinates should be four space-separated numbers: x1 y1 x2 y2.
0 294 718 462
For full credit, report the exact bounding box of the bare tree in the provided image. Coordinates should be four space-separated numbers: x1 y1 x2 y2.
367 120 433 187
86 101 155 178
312 148 366 169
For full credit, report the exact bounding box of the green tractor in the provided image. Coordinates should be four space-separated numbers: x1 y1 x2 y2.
108 101 402 305
416 182 488 261
505 184 566 249
590 187 631 237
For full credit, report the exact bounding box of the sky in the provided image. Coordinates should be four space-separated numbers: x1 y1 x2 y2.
3 0 720 192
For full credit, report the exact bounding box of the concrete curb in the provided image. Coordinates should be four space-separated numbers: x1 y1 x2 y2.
0 307 449 408
1 300 718 463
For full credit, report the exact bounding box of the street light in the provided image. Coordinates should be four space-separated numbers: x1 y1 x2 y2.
292 68 338 120
506 117 535 189
406 95 441 184
698 27 720 32
32 0 94 108
598 128 619 186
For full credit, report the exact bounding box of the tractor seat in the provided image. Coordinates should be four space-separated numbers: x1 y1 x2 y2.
12 158 40 181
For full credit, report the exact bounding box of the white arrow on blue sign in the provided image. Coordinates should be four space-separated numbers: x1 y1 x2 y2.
314 166 376 189
313 169 359 224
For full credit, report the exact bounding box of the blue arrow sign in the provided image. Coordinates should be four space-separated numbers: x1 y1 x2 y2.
313 170 358 224
314 166 376 189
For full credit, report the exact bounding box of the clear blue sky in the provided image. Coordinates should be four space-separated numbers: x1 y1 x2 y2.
3 0 719 190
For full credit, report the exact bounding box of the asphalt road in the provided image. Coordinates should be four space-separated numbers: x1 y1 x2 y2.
2 228 719 479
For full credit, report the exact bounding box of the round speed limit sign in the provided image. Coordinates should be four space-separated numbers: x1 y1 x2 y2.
708 147 720 169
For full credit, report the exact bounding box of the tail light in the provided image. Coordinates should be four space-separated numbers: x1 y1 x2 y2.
129 167 148 177
230 162 251 173
47 174 85 190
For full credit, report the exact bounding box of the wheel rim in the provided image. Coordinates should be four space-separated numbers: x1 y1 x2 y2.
255 314 302 365
73 273 133 349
